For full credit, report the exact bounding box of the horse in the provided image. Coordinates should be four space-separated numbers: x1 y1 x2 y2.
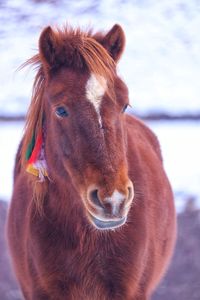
7 24 176 300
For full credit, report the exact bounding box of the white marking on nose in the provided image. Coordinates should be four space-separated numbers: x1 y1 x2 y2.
85 73 107 126
105 190 124 216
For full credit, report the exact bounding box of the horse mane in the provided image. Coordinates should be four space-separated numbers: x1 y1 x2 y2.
20 26 116 168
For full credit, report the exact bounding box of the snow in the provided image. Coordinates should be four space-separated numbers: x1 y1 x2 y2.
0 0 200 115
0 120 200 213
0 122 23 200
149 121 200 212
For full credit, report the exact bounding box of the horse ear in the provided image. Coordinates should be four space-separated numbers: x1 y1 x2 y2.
39 26 58 69
102 24 125 62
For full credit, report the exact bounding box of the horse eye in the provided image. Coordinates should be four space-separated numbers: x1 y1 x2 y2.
122 104 128 113
55 106 69 117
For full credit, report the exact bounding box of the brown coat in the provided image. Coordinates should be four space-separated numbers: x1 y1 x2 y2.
7 24 176 300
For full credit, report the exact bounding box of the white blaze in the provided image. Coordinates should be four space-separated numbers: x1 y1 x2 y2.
85 73 107 125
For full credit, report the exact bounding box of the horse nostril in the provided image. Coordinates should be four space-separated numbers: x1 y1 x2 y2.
127 184 134 202
89 189 104 209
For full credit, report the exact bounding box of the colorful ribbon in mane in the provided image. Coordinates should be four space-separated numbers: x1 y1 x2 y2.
26 131 48 180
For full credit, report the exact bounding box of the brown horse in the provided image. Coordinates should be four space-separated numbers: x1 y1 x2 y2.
7 24 176 300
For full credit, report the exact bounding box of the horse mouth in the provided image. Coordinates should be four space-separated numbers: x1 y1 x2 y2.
88 213 126 230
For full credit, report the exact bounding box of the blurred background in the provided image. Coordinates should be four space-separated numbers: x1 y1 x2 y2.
0 0 200 299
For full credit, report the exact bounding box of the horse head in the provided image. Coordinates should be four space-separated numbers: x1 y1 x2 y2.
22 25 134 230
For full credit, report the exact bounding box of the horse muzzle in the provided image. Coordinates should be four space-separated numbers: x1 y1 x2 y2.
85 181 134 230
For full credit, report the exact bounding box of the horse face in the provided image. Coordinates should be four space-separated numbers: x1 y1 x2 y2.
45 68 134 230
40 24 134 230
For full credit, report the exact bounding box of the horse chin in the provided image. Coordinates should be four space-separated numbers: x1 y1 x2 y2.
87 212 127 230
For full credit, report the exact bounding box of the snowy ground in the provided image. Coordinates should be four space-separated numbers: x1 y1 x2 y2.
150 121 200 212
0 122 24 201
0 0 200 116
1 120 200 213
